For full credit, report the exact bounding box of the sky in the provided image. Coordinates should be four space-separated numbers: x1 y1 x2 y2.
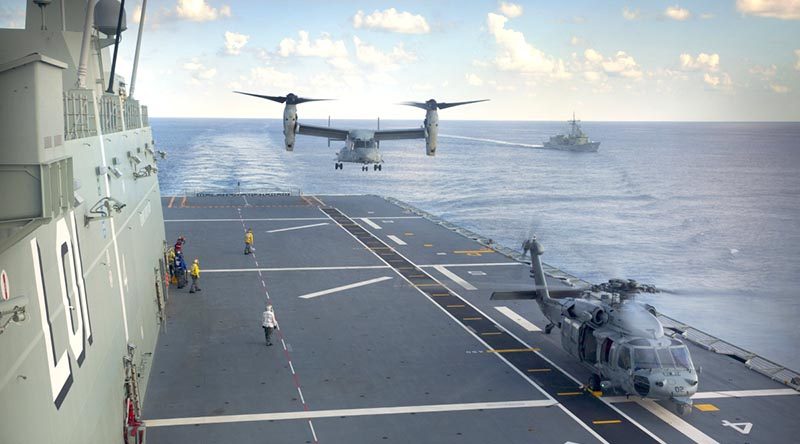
2 0 799 120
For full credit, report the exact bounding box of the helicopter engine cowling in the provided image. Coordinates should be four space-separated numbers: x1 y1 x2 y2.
591 307 608 325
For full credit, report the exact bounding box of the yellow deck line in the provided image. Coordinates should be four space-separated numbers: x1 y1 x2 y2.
481 332 502 336
557 392 583 396
527 368 551 373
446 304 465 308
592 420 622 425
463 317 482 321
485 348 540 353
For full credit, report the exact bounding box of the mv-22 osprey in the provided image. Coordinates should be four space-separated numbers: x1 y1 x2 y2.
492 237 699 415
234 92 488 170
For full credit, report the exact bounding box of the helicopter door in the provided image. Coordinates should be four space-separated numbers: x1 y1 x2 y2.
579 325 597 364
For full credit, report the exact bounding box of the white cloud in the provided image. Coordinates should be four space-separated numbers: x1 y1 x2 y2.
679 53 720 71
499 2 524 18
749 64 777 79
248 66 295 90
175 0 231 22
583 71 603 82
278 31 348 59
486 13 566 77
183 58 217 84
601 51 643 78
622 7 640 20
352 36 416 70
700 13 715 19
223 31 249 55
466 73 484 86
736 0 800 20
352 8 430 34
770 83 790 93
570 36 584 46
703 72 732 89
795 49 800 70
584 48 603 63
665 5 691 20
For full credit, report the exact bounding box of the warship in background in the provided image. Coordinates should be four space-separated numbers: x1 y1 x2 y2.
1 1 165 443
544 113 601 152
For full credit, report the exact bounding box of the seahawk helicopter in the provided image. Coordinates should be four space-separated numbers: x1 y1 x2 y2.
234 92 488 170
491 237 699 416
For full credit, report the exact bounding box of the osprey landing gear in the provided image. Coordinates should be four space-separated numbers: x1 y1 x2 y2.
334 162 343 170
373 164 382 171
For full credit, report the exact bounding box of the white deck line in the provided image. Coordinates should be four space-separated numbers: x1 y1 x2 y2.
360 218 382 229
419 262 522 268
204 265 390 273
165 216 422 222
637 400 719 444
603 388 800 403
432 265 477 290
267 222 329 233
494 306 542 332
386 235 407 246
298 276 393 299
144 399 557 427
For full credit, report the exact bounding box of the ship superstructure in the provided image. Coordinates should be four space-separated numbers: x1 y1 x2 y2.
0 1 165 443
544 113 600 152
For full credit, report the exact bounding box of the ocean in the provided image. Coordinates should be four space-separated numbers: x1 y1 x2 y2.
154 118 800 370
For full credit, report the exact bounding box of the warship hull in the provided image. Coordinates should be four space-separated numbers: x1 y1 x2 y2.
543 141 601 152
141 193 799 444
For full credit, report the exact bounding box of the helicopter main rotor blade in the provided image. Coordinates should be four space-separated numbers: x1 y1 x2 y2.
437 99 490 109
233 91 287 103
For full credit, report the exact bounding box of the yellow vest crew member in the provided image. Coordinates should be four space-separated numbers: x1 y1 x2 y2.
189 259 202 293
244 228 254 255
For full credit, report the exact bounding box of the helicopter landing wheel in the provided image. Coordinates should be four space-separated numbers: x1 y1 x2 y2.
676 403 692 416
544 323 554 334
588 374 601 392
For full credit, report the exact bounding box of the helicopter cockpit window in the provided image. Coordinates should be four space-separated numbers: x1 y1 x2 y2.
618 346 631 370
633 347 659 370
656 347 675 367
671 346 692 369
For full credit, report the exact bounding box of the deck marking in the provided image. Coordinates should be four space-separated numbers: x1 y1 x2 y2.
308 420 318 443
289 362 295 375
360 218 382 229
419 262 519 268
204 265 390 273
486 348 541 353
638 400 719 444
267 222 329 234
242 194 250 207
387 235 407 246
144 399 558 427
321 207 672 444
558 392 584 396
463 317 482 321
495 306 542 332
446 304 465 308
298 276 393 299
297 387 306 404
281 339 287 350
603 388 800 404
721 420 752 435
593 420 622 425
432 265 477 290
528 368 551 373
481 332 502 336
167 196 175 208
180 196 187 207
693 404 719 412
423 243 433 247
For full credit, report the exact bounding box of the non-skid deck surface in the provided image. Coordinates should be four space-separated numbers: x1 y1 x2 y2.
144 194 800 443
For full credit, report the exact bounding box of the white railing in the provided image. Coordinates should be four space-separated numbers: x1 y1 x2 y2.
98 93 123 134
124 98 142 130
63 89 97 140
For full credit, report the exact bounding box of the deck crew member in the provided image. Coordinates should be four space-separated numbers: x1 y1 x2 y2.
175 236 186 254
189 258 202 293
262 305 276 346
244 228 254 255
174 253 187 288
167 247 176 281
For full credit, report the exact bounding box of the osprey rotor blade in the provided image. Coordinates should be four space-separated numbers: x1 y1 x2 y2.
233 91 287 103
399 101 431 110
437 99 490 109
292 97 333 105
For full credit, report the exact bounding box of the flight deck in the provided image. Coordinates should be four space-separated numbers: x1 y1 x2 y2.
143 194 800 443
